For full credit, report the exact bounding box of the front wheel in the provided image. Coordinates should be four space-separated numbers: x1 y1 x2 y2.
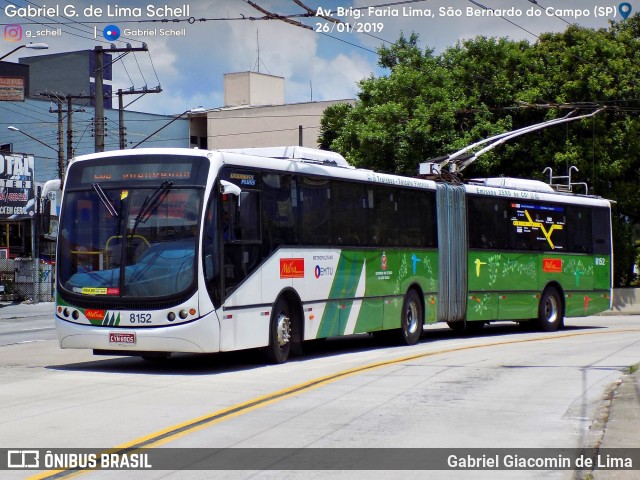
399 290 423 345
264 298 292 364
537 287 563 332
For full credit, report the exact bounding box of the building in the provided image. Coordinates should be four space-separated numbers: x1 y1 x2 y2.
189 71 354 150
19 50 113 108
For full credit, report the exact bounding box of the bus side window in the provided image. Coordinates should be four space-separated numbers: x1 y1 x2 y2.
299 177 331 245
468 196 507 249
332 180 365 246
367 186 397 247
238 192 260 241
566 206 592 253
592 207 611 255
262 174 297 253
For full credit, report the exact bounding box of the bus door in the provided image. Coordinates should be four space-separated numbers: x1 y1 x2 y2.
218 170 262 298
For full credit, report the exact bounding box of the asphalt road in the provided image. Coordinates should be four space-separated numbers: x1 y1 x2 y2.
0 311 638 480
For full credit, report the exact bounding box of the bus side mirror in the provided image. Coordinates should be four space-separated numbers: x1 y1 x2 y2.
41 199 52 234
220 180 242 206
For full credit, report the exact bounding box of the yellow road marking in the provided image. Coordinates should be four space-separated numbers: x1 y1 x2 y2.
29 327 640 479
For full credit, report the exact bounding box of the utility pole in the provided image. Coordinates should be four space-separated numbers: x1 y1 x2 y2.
118 90 124 150
94 46 105 153
67 97 73 160
93 43 149 152
40 92 90 181
117 85 162 149
56 104 63 180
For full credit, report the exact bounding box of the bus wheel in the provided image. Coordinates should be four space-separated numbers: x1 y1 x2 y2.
399 289 423 345
537 287 563 332
265 298 292 364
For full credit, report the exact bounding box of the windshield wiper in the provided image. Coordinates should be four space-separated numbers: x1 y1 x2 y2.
130 180 173 237
92 183 118 217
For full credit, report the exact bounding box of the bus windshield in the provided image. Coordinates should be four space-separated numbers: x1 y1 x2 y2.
58 183 202 299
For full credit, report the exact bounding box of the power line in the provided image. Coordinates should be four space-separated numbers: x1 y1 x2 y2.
466 0 540 39
524 0 574 28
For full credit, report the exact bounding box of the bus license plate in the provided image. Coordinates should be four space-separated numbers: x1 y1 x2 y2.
109 332 136 345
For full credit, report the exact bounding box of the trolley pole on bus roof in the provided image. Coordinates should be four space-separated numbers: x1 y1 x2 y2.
420 108 605 176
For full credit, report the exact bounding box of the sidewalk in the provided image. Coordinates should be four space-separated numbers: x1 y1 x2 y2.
0 301 55 320
592 367 640 479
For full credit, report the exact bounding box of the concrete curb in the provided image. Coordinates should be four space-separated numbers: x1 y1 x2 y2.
580 366 640 480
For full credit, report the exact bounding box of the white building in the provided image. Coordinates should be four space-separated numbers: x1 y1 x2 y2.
189 71 354 150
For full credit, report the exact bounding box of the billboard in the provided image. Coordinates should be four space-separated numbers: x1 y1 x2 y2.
0 153 35 219
0 77 25 101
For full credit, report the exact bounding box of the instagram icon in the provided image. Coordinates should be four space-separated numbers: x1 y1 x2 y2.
4 24 22 42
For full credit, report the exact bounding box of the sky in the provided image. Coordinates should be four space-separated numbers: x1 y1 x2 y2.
0 0 627 115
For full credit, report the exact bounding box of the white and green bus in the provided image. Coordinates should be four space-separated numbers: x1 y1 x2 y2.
55 147 612 363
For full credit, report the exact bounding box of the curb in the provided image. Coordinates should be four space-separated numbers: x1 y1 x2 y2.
578 366 640 480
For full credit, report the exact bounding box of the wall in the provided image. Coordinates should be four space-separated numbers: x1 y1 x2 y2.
205 99 354 150
606 288 640 315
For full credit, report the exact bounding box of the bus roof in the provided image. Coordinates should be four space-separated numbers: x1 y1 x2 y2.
69 147 611 207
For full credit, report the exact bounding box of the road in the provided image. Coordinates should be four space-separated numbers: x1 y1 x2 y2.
0 308 638 479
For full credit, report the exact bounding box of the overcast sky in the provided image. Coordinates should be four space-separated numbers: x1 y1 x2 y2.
4 0 622 115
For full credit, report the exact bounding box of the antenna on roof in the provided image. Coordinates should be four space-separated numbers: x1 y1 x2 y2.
252 30 271 74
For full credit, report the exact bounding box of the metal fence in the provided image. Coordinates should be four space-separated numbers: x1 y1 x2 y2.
0 258 54 303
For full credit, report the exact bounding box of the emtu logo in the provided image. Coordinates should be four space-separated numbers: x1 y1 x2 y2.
103 25 120 41
4 24 22 42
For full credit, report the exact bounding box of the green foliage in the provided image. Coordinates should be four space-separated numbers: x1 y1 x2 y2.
319 18 640 286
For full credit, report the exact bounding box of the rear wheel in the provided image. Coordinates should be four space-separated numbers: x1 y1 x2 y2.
399 289 423 345
537 287 563 332
264 298 292 364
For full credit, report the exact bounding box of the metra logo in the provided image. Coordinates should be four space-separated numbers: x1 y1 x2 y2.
543 258 563 273
314 265 334 278
280 258 304 278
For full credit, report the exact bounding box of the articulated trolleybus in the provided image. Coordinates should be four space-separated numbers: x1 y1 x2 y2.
55 147 612 363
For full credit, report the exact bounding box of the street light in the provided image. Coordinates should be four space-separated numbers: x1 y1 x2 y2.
0 42 49 61
131 107 206 148
7 125 64 181
7 125 57 152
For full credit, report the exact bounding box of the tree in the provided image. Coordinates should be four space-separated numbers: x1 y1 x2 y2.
319 19 640 286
